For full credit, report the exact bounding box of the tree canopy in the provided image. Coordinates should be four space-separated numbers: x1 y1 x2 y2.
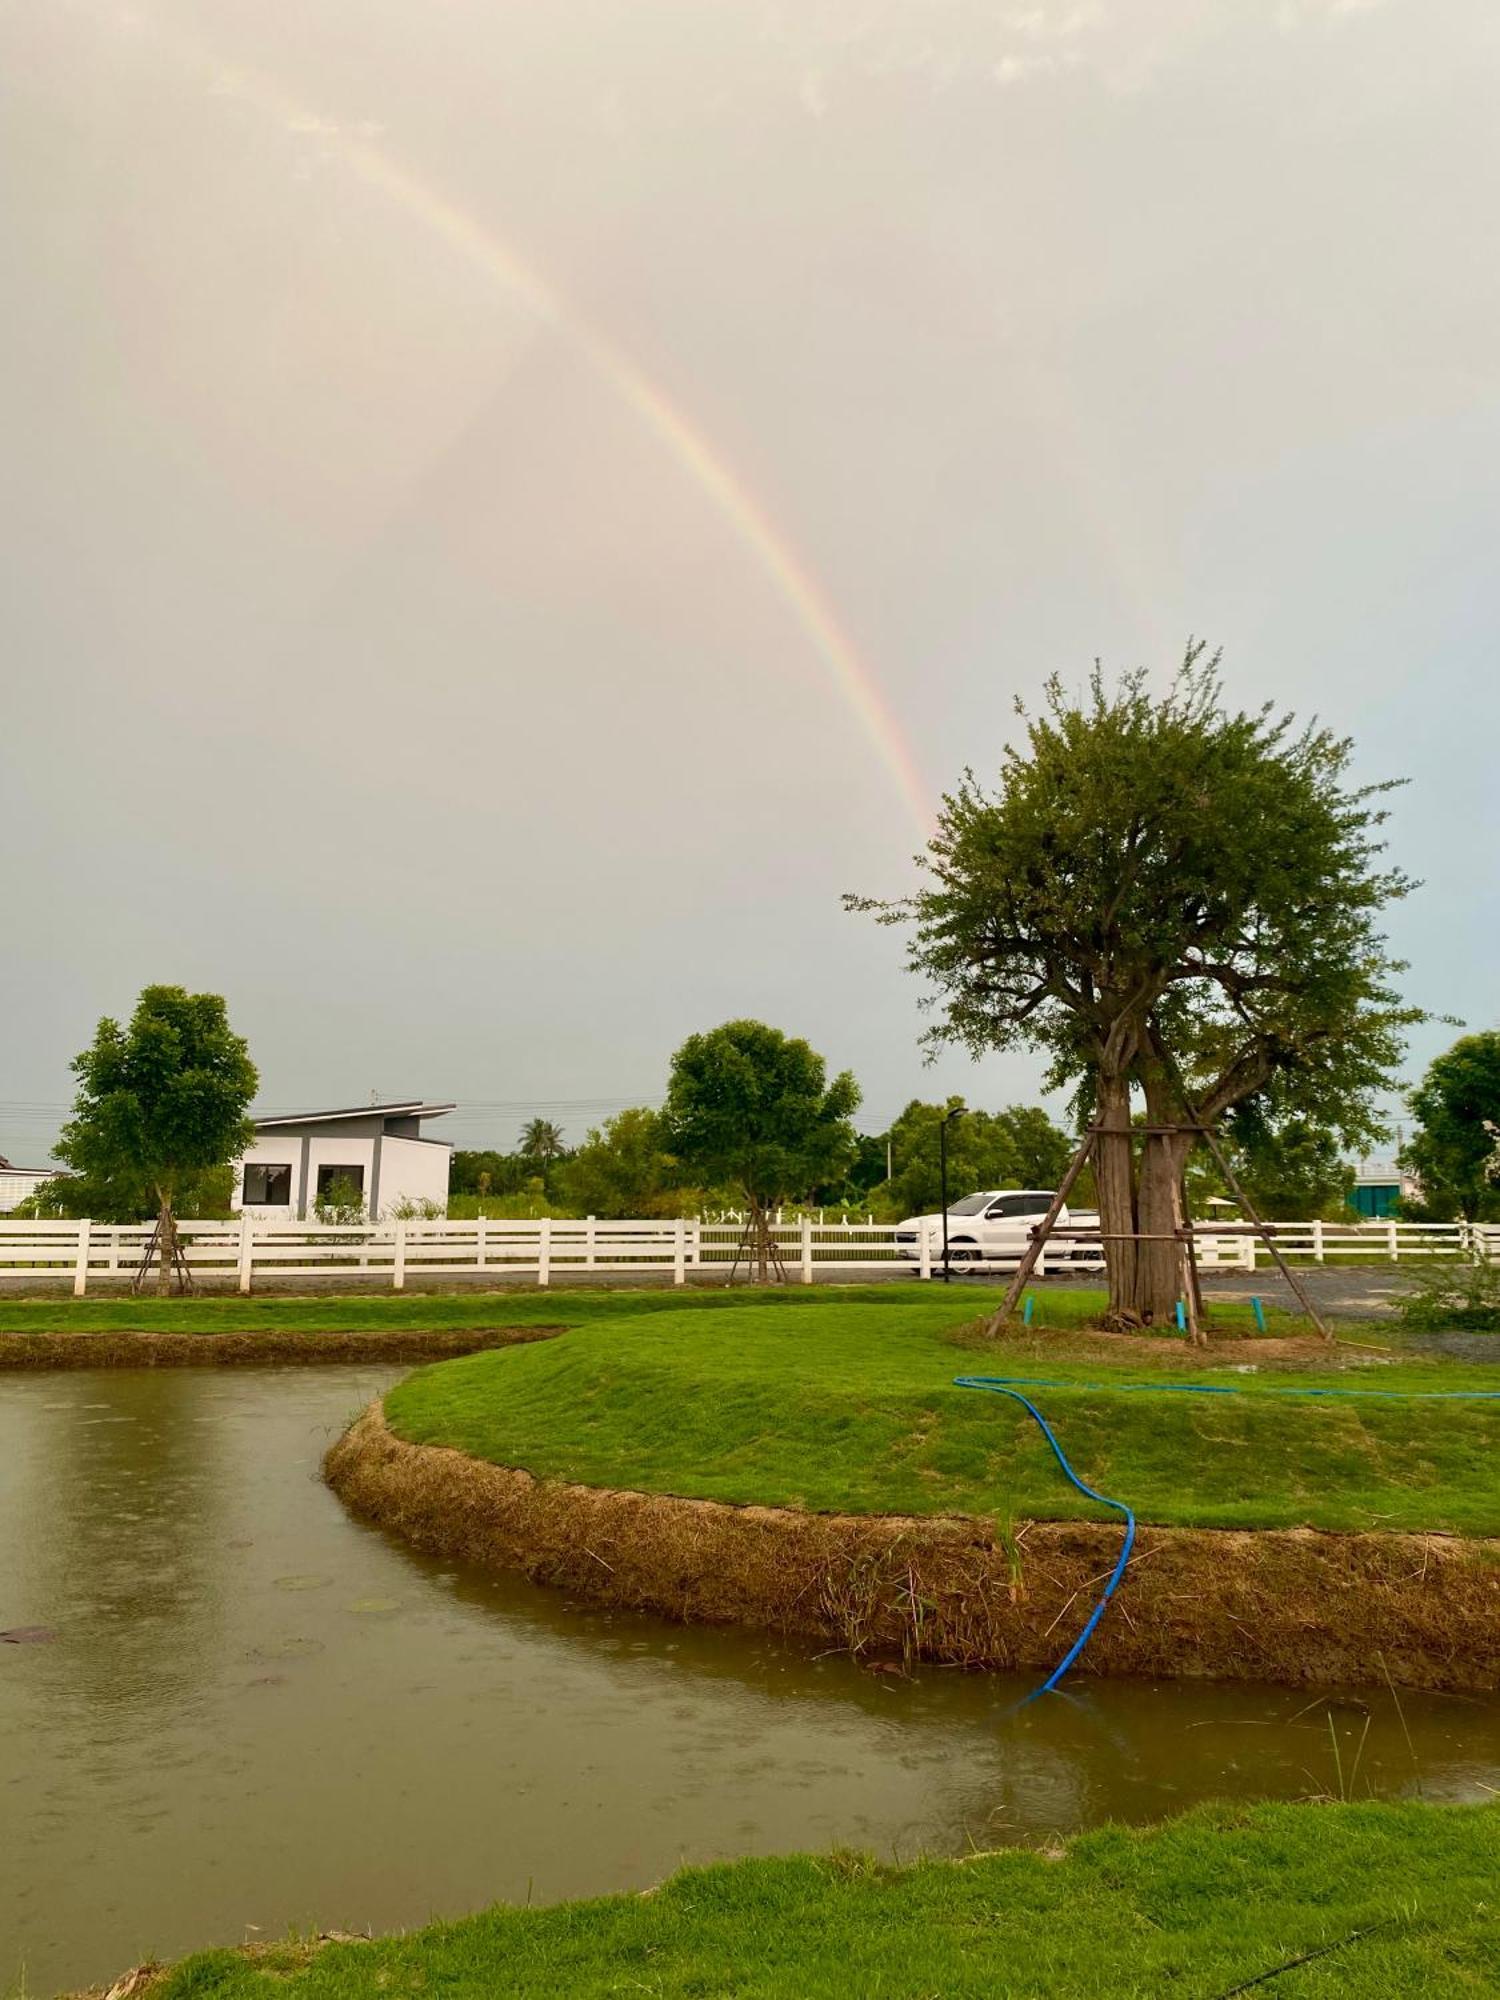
853 650 1421 1322
56 985 258 1291
558 1107 691 1219
661 1020 860 1277
518 1118 568 1166
877 1100 1076 1218
1403 1033 1500 1222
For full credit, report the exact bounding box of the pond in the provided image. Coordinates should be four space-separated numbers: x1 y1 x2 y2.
3 1365 1497 1996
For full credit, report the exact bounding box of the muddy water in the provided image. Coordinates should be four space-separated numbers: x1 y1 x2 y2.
3 1368 1497 1996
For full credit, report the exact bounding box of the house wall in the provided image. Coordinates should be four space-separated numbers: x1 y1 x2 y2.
0 1168 54 1214
375 1136 451 1216
233 1129 451 1220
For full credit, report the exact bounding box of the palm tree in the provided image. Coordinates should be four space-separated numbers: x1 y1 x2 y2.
519 1117 566 1166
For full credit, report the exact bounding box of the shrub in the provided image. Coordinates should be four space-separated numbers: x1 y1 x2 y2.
1394 1259 1500 1333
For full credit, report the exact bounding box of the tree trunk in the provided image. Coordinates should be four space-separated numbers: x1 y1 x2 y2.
1134 1070 1197 1327
156 1195 176 1297
1093 1071 1138 1321
746 1197 772 1283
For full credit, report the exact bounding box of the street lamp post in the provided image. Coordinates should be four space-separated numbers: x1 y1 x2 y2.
939 1105 964 1284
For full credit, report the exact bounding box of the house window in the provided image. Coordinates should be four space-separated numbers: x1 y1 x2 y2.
316 1164 366 1201
243 1163 292 1206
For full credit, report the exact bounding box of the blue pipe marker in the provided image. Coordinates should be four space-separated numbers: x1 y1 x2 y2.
1023 1294 1035 1326
1251 1296 1268 1334
1175 1299 1187 1333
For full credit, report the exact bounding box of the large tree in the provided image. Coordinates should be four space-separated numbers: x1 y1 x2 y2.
57 985 258 1293
661 1020 860 1280
852 651 1420 1324
1403 1033 1500 1222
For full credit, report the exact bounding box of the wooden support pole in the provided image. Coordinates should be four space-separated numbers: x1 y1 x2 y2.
1148 1042 1332 1343
1195 1121 1332 1341
987 1125 1097 1334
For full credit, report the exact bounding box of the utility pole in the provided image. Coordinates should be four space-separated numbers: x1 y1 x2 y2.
939 1104 964 1284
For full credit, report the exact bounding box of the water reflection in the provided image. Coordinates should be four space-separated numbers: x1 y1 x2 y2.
1 1366 1496 1998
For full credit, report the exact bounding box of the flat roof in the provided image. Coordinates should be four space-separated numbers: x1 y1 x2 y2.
252 1100 456 1129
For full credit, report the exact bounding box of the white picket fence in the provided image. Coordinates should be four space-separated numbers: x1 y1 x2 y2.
0 1214 1494 1296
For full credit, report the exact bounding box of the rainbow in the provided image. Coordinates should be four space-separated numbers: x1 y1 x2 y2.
124 13 933 839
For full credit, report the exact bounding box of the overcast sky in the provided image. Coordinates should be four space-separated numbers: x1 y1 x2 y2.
3 0 1496 1162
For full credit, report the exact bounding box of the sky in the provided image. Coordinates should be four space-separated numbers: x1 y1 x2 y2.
2 0 1497 1163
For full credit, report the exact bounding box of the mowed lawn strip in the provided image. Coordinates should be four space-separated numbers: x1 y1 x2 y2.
124 1801 1500 2000
0 1282 1334 1338
383 1301 1500 1535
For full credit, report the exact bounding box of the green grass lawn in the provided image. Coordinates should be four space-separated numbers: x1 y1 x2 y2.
380 1293 1500 1536
0 1281 1320 1338
116 1801 1500 1999
0 1283 967 1335
9 1282 1496 1533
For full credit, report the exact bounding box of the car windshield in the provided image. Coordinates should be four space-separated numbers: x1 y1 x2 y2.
946 1194 992 1216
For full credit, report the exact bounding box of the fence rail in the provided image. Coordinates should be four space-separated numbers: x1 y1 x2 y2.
0 1214 1494 1295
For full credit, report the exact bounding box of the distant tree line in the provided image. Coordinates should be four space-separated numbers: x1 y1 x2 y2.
20 989 1471 1243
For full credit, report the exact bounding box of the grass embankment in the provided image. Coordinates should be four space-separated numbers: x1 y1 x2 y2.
383 1296 1500 1536
89 1801 1500 1999
0 1281 1329 1380
0 1286 881 1365
0 1283 1331 1338
0 1288 787 1335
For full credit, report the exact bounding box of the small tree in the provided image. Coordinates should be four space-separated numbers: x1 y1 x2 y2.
853 651 1421 1324
57 986 258 1294
661 1021 860 1280
1403 1033 1500 1222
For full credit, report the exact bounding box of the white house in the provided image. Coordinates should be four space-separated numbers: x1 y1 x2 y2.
232 1101 454 1221
0 1158 56 1213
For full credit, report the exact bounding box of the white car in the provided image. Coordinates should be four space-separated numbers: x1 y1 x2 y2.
895 1189 1105 1274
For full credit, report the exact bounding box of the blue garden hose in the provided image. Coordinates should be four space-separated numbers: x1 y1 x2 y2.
955 1372 1500 1697
954 1378 1135 1697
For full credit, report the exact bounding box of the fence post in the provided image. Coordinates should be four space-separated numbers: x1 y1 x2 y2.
673 1219 687 1286
538 1216 552 1289
918 1227 932 1282
585 1216 597 1270
1388 1218 1400 1263
237 1211 254 1294
800 1213 813 1285
476 1214 487 1272
1035 1232 1047 1279
73 1218 91 1298
1242 1232 1256 1273
689 1218 700 1267
393 1218 407 1292
1312 1218 1325 1265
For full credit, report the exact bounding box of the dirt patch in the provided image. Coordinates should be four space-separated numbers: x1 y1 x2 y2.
0 1326 563 1370
327 1404 1500 1694
945 1320 1382 1371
